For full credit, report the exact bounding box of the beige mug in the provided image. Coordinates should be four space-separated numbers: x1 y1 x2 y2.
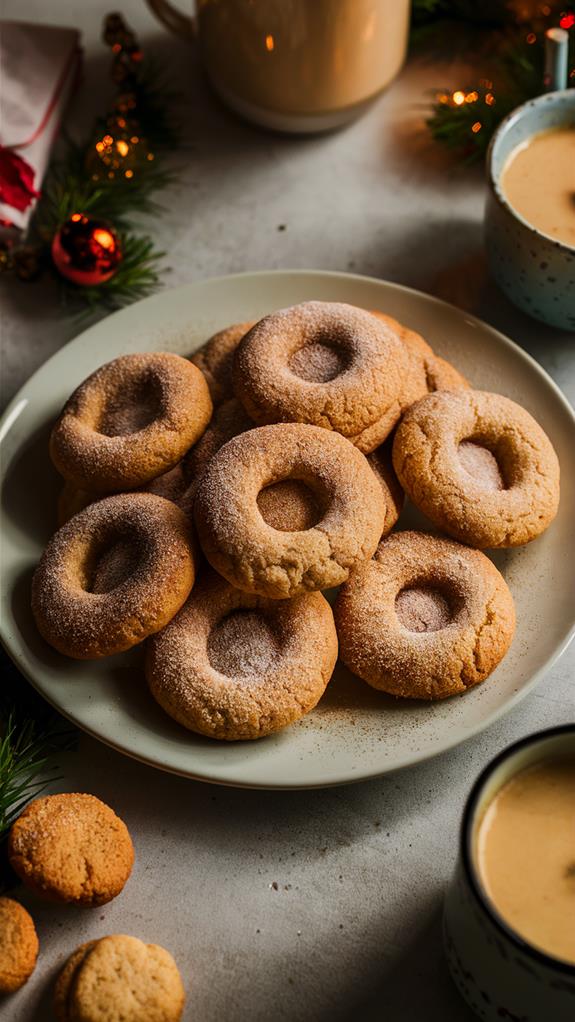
146 0 411 132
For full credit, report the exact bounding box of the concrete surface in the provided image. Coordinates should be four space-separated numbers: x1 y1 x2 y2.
1 3 573 1020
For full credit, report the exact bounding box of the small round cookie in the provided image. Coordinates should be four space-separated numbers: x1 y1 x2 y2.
334 531 516 699
367 440 404 538
0 897 39 993
54 941 98 1022
8 793 134 906
190 320 256 405
233 302 410 452
392 390 560 548
370 310 469 394
33 493 195 659
194 423 386 598
50 352 212 492
64 935 185 1022
147 570 338 740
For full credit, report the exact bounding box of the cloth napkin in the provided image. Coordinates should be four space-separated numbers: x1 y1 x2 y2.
0 20 81 230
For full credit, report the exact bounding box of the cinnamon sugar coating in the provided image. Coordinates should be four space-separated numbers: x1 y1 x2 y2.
233 302 410 452
190 320 256 405
393 390 560 547
146 571 338 740
50 352 212 492
194 423 386 599
33 493 196 659
8 794 134 906
334 530 516 699
0 897 39 993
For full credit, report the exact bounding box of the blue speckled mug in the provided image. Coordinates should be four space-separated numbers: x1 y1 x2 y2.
485 90 575 330
444 725 575 1022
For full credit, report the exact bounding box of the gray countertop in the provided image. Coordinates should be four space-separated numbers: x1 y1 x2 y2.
1 3 573 1020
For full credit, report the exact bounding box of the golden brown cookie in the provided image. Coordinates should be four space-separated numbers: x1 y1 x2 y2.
392 390 560 548
233 302 410 452
53 941 98 1022
8 793 134 906
190 320 256 405
50 352 212 492
188 398 325 530
66 934 185 1022
33 493 196 659
370 310 469 395
367 440 404 538
194 423 386 598
0 897 39 993
147 570 338 740
334 531 516 699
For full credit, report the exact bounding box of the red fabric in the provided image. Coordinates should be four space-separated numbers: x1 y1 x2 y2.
0 147 40 212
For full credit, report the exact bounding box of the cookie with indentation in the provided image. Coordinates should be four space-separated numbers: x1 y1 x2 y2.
392 390 560 548
8 793 134 906
0 897 39 993
190 320 256 405
233 302 410 452
194 422 386 598
66 934 185 1022
147 570 338 740
334 530 515 699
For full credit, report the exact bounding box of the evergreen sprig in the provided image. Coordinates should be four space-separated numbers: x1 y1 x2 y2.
0 652 76 864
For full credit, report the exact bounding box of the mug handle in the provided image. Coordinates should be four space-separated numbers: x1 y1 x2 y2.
146 0 195 38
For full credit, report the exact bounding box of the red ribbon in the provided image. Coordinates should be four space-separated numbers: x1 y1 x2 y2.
0 147 40 213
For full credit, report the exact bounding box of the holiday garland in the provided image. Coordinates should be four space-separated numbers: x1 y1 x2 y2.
0 14 178 310
414 0 575 160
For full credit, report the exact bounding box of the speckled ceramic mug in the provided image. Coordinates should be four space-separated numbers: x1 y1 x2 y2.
485 90 575 330
443 725 575 1022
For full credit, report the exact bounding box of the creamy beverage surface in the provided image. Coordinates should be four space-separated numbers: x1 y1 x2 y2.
475 756 575 965
196 0 410 116
500 127 575 248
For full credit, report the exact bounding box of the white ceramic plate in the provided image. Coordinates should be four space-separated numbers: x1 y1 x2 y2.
1 271 574 788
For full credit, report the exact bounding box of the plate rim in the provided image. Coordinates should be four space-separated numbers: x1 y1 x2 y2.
1 269 574 789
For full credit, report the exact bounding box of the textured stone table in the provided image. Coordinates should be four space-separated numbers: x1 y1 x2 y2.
1 3 573 1020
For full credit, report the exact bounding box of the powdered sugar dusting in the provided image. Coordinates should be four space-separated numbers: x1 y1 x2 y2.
458 441 504 491
288 344 345 383
395 587 452 633
207 610 280 677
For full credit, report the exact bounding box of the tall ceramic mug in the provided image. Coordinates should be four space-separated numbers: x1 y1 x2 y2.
444 726 575 1022
146 0 411 132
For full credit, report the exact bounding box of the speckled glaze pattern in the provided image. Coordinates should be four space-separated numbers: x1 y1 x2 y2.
485 90 575 331
444 727 575 1021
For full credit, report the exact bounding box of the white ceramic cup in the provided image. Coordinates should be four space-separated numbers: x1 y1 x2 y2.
444 725 575 1021
146 0 411 132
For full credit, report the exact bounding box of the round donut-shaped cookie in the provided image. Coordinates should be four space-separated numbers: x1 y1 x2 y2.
65 935 185 1022
0 897 39 993
8 793 134 906
334 531 516 699
194 423 386 598
392 390 560 548
190 320 255 405
33 493 196 658
147 570 338 740
233 302 409 452
50 352 212 492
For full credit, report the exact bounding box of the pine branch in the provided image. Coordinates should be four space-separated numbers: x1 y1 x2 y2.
0 653 76 867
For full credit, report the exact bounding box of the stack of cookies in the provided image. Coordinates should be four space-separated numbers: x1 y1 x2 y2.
32 301 560 739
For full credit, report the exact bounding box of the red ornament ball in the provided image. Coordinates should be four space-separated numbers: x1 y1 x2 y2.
51 214 122 286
